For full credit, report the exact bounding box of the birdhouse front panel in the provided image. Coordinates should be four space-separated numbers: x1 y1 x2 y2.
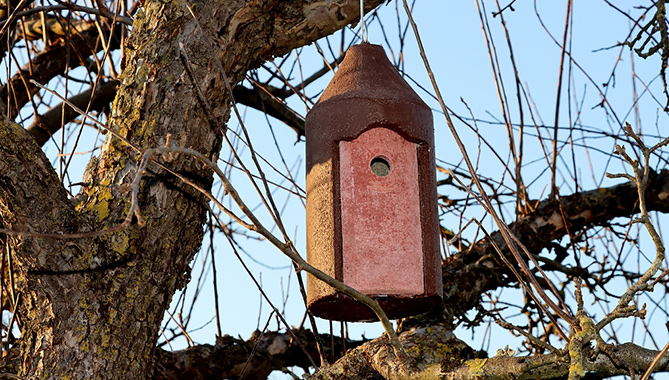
339 127 424 295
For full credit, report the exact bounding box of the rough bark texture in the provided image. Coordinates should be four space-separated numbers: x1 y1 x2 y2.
0 0 383 379
306 326 669 380
153 329 363 380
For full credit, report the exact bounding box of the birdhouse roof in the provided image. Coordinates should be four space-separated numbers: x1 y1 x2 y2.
317 43 426 106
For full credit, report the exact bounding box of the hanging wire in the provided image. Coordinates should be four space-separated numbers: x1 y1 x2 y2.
360 0 368 43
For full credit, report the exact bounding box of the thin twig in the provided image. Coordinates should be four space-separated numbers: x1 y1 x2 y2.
496 320 560 355
403 0 575 336
1 3 134 26
640 339 669 380
179 0 406 361
600 122 667 330
550 0 572 200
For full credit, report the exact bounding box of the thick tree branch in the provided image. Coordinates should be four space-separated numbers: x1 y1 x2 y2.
443 343 669 380
17 16 93 41
0 119 105 379
307 324 471 380
11 6 132 27
440 170 669 322
219 0 382 71
308 324 669 380
0 119 90 257
153 329 364 380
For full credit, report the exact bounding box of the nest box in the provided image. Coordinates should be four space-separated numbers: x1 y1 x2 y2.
305 43 443 321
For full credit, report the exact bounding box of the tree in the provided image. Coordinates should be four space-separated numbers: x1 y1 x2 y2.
1 1 669 379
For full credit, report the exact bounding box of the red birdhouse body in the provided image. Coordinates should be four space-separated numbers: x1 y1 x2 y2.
305 43 442 321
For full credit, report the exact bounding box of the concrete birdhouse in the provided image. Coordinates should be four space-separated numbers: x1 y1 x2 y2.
305 43 443 321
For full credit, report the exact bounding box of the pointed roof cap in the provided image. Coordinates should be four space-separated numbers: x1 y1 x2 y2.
316 43 426 106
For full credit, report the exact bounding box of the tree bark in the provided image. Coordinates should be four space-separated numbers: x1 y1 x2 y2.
153 329 363 380
306 325 669 380
0 0 383 379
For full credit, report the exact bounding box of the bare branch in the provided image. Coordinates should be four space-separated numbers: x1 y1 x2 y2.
27 79 118 146
0 21 123 118
232 84 305 137
153 329 363 380
440 169 669 322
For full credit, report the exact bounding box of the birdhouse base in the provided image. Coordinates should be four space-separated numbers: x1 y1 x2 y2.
308 292 442 322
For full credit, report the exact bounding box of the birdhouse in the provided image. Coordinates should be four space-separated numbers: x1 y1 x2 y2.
305 43 442 321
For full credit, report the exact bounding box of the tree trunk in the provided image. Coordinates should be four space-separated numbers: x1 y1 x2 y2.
0 0 383 378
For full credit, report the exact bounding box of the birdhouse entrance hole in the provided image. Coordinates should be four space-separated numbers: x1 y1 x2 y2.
370 156 391 177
